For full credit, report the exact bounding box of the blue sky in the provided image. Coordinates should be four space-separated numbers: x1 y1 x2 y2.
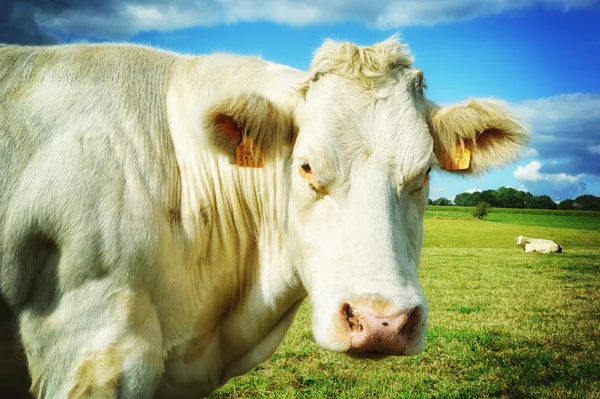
4 0 600 201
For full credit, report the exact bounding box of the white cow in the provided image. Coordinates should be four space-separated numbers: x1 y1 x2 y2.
516 235 562 253
0 36 528 398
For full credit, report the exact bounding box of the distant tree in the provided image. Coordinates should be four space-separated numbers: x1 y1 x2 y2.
519 191 535 208
574 195 600 211
454 192 478 207
454 192 471 207
529 195 558 210
453 189 598 210
473 202 491 219
469 191 482 206
541 195 558 210
479 190 498 207
427 199 434 205
496 187 522 208
433 197 452 206
557 199 574 210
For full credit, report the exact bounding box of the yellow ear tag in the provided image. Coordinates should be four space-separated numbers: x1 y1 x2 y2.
441 144 471 171
236 136 264 168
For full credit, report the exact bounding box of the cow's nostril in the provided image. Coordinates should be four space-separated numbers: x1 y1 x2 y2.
382 322 388 326
342 302 351 317
399 306 421 337
342 303 363 331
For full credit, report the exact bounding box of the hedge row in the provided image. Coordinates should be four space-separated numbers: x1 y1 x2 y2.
425 206 600 217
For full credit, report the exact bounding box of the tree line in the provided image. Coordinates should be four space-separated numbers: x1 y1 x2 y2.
429 187 600 211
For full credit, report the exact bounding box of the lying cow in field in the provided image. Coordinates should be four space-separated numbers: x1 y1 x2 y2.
0 36 527 398
516 235 562 253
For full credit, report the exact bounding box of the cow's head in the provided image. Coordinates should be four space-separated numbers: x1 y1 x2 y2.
201 36 528 358
287 36 527 358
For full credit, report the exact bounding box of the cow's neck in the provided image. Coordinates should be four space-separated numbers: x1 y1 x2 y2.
162 84 306 394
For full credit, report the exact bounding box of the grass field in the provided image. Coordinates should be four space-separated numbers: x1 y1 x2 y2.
210 211 600 398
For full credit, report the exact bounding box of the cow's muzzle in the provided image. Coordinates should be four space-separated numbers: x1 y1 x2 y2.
340 301 424 357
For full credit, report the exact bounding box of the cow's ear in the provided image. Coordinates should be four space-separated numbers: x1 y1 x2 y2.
427 98 529 174
202 92 292 159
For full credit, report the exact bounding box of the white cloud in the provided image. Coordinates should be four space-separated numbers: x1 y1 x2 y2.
510 93 600 177
466 188 482 193
522 148 539 158
505 185 529 192
17 0 600 42
514 161 584 183
506 94 600 200
512 93 600 137
513 161 587 200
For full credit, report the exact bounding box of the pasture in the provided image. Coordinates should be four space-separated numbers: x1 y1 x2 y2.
210 210 600 398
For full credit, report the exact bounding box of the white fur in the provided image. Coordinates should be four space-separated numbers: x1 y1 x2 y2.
0 37 528 398
516 235 562 254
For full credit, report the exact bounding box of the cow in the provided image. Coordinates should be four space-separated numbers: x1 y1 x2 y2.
516 235 562 253
0 35 528 398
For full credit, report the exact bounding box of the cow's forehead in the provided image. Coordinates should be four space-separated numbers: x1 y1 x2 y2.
291 35 435 181
295 73 434 181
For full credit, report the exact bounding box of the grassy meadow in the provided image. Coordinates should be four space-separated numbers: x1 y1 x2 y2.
210 210 600 398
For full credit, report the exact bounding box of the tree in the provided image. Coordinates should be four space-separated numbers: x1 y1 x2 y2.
558 199 574 210
433 197 452 206
454 192 471 207
529 195 557 210
454 192 479 207
479 190 498 207
574 195 600 211
452 189 599 211
496 186 521 208
473 202 491 219
519 191 535 209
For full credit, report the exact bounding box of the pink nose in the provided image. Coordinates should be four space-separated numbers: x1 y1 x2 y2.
341 302 423 357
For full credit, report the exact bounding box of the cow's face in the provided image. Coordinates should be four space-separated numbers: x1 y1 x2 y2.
288 60 432 358
286 37 528 357
200 36 527 358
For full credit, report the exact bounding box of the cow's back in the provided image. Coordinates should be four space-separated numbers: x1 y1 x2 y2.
0 43 180 308
0 43 179 206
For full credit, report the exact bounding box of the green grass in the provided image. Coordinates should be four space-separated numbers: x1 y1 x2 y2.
210 212 600 399
426 207 600 232
426 206 600 218
485 213 600 232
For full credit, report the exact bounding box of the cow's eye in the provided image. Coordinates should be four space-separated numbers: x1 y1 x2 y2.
414 168 432 193
299 161 324 194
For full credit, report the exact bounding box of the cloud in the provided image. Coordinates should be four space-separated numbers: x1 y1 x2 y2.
513 161 587 200
522 148 539 157
588 145 600 155
514 161 584 183
1 0 599 44
0 2 56 44
466 188 482 193
504 185 528 192
511 93 600 177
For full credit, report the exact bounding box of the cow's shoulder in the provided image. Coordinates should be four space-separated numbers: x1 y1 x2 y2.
0 44 184 310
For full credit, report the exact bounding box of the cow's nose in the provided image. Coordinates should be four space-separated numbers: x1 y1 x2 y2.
340 302 423 357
